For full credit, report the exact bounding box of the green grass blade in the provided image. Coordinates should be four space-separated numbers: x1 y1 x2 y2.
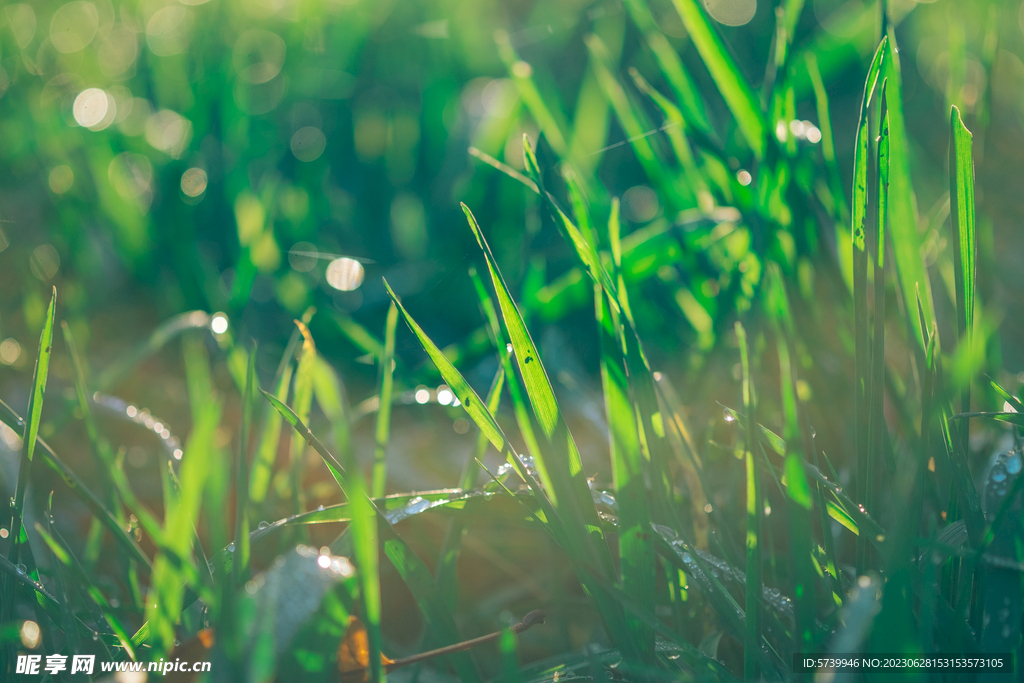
596 285 655 662
437 368 505 609
583 34 678 208
630 69 714 212
939 412 984 546
270 388 480 682
3 287 55 622
262 390 346 488
372 302 399 498
494 31 568 156
851 41 885 572
621 0 714 141
290 321 317 517
949 105 976 427
234 345 257 585
249 353 294 504
668 0 766 158
349 474 385 683
882 33 935 350
735 322 762 682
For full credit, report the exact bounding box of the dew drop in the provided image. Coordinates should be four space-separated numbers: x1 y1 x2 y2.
1005 452 1022 475
682 552 692 564
317 505 325 512
991 466 1007 483
723 409 736 423
93 631 100 641
257 521 269 530
227 542 235 552
15 563 26 575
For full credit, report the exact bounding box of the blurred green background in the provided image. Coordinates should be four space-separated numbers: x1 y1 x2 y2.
2 0 1024 672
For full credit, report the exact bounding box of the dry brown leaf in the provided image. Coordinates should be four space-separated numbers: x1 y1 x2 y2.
338 616 394 682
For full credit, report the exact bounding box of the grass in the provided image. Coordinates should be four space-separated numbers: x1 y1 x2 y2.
1 0 1022 680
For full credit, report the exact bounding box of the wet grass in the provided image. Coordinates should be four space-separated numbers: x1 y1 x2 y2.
1 0 1022 681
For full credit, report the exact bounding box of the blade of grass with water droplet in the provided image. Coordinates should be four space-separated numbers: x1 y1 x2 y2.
668 0 766 158
462 204 622 580
371 303 398 498
385 273 636 657
3 288 55 625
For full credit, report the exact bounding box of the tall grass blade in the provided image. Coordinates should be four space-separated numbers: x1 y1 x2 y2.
596 283 655 661
3 287 56 623
494 31 568 156
852 42 885 572
949 105 976 435
735 322 762 682
882 34 935 349
289 321 317 516
234 345 257 584
668 0 766 157
372 302 399 498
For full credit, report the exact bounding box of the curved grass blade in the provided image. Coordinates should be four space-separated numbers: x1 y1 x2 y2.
371 302 399 498
249 353 294 504
668 0 766 158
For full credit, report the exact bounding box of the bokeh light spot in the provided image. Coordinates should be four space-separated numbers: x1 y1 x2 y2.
288 242 318 272
0 339 21 365
49 166 74 194
703 0 757 26
210 314 229 334
20 620 41 649
290 126 326 162
233 29 286 84
325 257 364 291
180 168 208 197
30 245 60 281
145 110 192 158
73 88 108 127
623 185 660 223
50 2 99 53
4 5 37 49
146 6 189 56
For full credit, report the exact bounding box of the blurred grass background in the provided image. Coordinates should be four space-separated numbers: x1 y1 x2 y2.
2 0 1024 676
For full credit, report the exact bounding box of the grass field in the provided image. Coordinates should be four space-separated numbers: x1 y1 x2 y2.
1 0 1023 680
